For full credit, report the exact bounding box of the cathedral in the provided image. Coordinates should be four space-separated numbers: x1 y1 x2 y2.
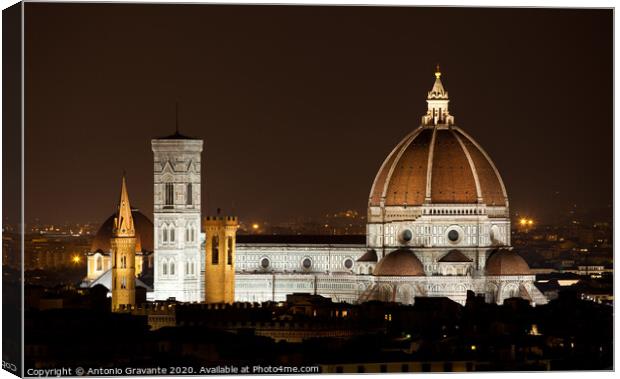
81 68 548 307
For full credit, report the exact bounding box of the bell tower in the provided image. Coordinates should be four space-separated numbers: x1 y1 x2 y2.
204 215 239 303
152 115 203 302
111 174 136 312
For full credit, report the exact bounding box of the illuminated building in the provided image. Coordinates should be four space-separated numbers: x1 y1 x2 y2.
83 210 153 284
151 127 204 302
234 68 547 306
80 68 546 307
204 216 239 303
111 175 137 312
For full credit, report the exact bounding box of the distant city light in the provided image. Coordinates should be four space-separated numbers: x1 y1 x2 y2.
470 345 477 351
71 255 82 264
251 223 260 230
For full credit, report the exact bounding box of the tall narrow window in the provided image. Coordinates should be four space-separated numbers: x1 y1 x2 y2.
170 261 175 275
165 183 174 206
121 276 126 289
227 237 233 265
191 261 195 275
96 256 103 271
191 228 195 242
163 227 168 242
170 228 175 242
163 262 168 275
186 228 189 242
212 236 219 264
186 183 193 205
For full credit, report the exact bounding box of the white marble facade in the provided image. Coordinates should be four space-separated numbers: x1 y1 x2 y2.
151 138 203 302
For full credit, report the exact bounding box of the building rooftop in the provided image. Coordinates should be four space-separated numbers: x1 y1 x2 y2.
236 234 366 245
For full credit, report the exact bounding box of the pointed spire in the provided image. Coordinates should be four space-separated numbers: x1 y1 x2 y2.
113 174 135 237
428 64 448 100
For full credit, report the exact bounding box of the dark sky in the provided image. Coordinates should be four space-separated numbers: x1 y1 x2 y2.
24 4 613 226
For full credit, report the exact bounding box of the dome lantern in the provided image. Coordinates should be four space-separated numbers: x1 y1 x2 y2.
423 65 454 126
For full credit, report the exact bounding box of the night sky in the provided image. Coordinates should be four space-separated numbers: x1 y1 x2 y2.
24 4 612 225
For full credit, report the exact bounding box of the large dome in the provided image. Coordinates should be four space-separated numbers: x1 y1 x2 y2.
485 249 531 276
91 209 154 253
369 126 507 207
369 68 507 209
374 248 425 276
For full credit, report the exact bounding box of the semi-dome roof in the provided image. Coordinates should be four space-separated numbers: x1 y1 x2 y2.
485 249 531 276
369 69 507 208
374 248 425 276
90 209 154 253
357 249 378 262
438 249 472 263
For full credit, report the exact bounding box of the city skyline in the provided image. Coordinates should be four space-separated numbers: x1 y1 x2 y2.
5 4 613 374
23 5 612 225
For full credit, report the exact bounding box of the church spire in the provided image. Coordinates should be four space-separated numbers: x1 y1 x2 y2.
422 65 454 127
113 174 135 238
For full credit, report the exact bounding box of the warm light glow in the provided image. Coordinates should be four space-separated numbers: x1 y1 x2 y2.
519 218 527 226
470 345 477 351
71 255 81 264
529 324 541 336
251 223 259 230
528 219 534 225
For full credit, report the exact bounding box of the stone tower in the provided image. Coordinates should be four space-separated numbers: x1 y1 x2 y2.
204 215 239 303
152 127 203 302
111 175 136 312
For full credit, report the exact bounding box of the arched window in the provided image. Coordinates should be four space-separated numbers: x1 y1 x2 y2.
121 276 126 289
186 228 189 242
227 237 233 265
170 261 175 275
186 183 193 205
163 227 168 242
163 261 168 275
165 182 174 206
212 236 219 264
191 227 195 242
96 256 103 271
170 228 175 242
